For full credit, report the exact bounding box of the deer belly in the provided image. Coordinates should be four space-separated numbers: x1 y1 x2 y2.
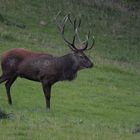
17 65 40 81
19 72 40 81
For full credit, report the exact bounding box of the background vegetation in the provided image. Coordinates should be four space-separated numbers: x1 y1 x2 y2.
0 0 140 139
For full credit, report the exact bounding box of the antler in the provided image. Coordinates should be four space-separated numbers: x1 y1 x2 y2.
79 31 95 51
55 12 76 51
55 12 95 51
68 14 95 51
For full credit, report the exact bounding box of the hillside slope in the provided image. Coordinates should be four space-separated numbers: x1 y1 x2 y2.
0 0 140 65
0 1 140 140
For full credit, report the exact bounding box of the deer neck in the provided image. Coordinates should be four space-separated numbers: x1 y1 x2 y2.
62 53 79 70
57 53 79 81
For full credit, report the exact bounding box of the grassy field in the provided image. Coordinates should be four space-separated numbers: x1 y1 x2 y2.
0 0 140 140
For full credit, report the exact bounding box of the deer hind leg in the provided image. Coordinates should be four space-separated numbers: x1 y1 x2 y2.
5 76 17 105
0 74 9 84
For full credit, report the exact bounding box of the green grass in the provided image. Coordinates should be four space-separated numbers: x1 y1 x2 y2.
0 65 140 140
0 0 140 140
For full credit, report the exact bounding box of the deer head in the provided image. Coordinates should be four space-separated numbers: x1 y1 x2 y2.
55 12 95 69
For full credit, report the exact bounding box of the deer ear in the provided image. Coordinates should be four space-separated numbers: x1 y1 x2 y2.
70 48 78 53
68 44 77 52
71 50 78 55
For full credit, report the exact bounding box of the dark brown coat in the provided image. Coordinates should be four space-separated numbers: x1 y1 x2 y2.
0 48 93 109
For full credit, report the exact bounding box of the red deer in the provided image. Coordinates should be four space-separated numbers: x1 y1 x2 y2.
0 14 95 109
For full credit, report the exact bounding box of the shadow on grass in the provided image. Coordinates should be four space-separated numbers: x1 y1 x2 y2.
0 108 13 120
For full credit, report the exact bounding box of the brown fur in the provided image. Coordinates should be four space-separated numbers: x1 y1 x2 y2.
0 48 93 109
1 48 52 76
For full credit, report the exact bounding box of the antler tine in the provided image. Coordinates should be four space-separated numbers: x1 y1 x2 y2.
61 16 68 34
74 19 95 51
55 13 75 50
81 34 95 51
72 35 76 45
62 15 68 26
79 31 90 51
77 31 94 51
54 11 61 21
73 19 77 31
78 18 81 28
73 18 82 44
68 16 80 47
81 30 90 44
62 15 78 50
67 14 73 24
86 36 95 50
68 16 94 51
67 15 84 50
67 14 77 31
66 14 79 50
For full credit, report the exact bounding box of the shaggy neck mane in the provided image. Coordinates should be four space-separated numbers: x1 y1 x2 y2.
56 53 79 81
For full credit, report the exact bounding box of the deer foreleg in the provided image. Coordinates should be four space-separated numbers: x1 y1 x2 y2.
42 82 52 109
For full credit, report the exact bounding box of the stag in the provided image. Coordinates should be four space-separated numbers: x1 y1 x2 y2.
0 14 95 109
